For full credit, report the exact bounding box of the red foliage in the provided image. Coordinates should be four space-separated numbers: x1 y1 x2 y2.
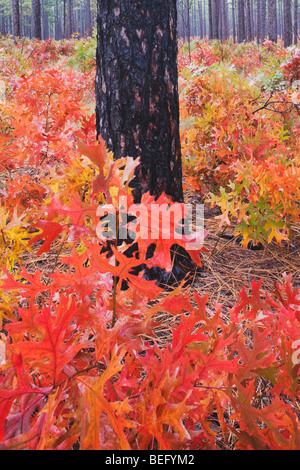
0 37 299 451
282 49 300 82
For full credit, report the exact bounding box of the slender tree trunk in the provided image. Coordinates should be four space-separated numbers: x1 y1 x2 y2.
261 0 267 40
57 0 63 39
278 0 283 38
43 8 49 39
31 0 42 39
199 1 203 39
232 0 237 42
246 0 253 40
208 0 213 39
96 0 183 203
238 0 246 42
213 0 219 39
85 0 92 35
203 0 207 38
268 0 277 42
55 0 59 39
251 0 255 38
67 0 73 38
221 0 229 40
257 0 261 43
63 0 66 38
80 0 84 36
294 0 298 44
12 0 21 38
179 0 186 40
186 0 191 60
284 0 293 46
19 0 23 36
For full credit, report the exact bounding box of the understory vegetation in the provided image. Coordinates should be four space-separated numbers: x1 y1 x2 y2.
0 35 299 450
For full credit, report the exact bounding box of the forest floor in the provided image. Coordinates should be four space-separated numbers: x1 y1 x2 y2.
2 36 300 450
186 188 300 313
19 40 300 319
12 86 300 334
19 178 300 315
17 65 300 325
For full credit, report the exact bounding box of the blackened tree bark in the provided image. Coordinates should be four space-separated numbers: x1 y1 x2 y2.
12 0 21 38
268 0 277 42
31 0 42 39
95 0 183 203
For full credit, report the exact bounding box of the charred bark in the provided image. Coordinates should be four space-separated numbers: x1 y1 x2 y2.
95 0 183 203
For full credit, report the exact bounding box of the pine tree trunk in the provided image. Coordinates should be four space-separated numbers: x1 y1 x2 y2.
186 0 191 60
12 0 21 38
257 0 261 43
55 0 59 39
63 0 66 38
246 0 253 40
85 0 92 35
208 0 213 39
203 0 207 37
67 0 73 38
283 0 293 46
212 0 220 39
31 0 42 39
294 0 298 44
232 0 237 42
238 0 246 42
221 0 229 40
95 0 183 203
268 0 277 42
43 9 49 39
251 0 255 39
261 0 267 41
199 1 203 39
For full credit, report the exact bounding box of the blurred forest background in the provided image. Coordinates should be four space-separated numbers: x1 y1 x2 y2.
0 0 298 47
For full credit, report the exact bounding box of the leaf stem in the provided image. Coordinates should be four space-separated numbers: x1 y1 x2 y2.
111 211 120 329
